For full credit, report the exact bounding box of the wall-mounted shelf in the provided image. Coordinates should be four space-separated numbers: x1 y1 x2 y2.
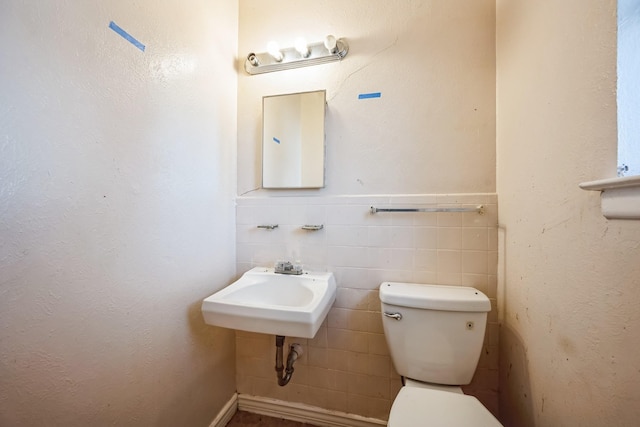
579 175 640 219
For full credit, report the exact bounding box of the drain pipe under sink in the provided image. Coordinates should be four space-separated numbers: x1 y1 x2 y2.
275 335 303 386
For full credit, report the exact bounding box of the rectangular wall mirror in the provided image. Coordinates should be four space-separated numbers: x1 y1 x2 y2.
262 90 326 189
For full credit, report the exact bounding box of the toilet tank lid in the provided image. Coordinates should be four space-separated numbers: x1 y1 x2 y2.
380 282 491 312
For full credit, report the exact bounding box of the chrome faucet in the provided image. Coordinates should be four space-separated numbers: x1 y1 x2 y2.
274 261 303 275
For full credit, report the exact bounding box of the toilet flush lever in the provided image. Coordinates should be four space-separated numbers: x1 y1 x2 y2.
383 312 403 321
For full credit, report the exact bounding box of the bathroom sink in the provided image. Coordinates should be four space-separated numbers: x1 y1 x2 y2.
201 267 336 338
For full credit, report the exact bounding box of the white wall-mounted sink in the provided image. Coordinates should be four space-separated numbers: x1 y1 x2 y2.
201 267 336 338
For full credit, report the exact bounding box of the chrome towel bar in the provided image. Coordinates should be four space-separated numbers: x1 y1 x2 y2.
370 205 484 215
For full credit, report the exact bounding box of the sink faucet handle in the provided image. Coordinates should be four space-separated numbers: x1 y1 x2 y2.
274 260 303 275
275 260 292 270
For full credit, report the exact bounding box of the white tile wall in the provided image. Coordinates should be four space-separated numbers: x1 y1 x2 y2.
235 194 499 419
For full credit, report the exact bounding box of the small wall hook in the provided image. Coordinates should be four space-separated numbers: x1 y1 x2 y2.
301 225 323 231
257 224 279 230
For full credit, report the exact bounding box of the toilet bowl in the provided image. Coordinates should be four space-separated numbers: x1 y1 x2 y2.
380 282 502 426
388 384 501 426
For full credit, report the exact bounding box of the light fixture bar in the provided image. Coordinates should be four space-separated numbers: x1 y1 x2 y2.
245 37 348 75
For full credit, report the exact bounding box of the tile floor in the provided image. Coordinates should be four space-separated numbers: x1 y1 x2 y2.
226 411 310 427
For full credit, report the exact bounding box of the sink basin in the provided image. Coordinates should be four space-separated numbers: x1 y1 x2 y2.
201 267 337 338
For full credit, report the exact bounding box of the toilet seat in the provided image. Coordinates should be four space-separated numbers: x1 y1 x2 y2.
388 387 502 426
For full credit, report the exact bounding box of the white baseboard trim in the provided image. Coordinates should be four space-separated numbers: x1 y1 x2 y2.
237 394 387 427
209 393 238 427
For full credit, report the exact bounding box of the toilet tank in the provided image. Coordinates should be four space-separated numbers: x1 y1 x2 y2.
379 282 491 385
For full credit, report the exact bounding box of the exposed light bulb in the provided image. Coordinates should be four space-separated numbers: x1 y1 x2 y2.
324 35 337 54
294 37 310 58
267 41 283 62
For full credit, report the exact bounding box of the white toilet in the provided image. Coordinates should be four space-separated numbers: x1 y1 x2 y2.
380 281 503 426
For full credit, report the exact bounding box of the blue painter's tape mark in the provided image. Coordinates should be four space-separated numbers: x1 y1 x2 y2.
358 92 381 100
273 137 280 144
109 21 145 52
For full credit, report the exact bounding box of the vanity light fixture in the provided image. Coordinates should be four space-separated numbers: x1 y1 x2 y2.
245 34 349 75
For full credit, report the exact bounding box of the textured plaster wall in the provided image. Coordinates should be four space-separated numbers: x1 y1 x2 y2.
236 0 497 421
0 1 238 425
238 0 496 197
496 1 640 426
